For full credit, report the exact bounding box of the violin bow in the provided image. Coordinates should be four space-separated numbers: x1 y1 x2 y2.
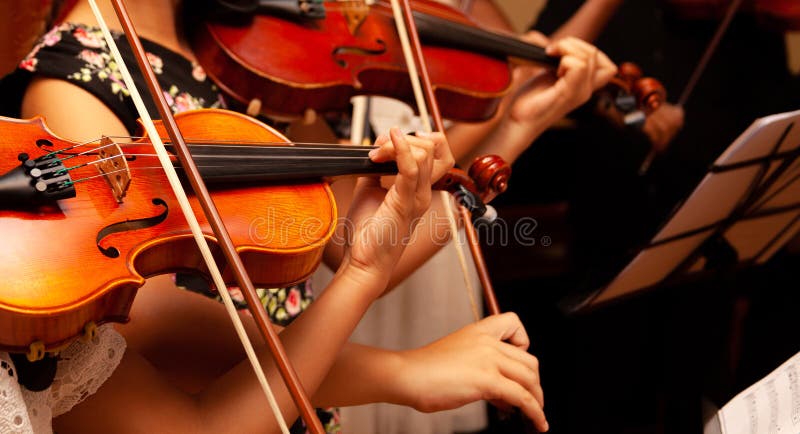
677 0 745 107
388 0 501 317
639 0 744 175
391 9 554 430
87 1 325 433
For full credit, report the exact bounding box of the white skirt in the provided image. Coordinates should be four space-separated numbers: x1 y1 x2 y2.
0 324 125 433
314 235 487 434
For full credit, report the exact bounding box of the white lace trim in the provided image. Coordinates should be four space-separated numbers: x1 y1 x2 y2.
0 324 126 434
0 353 33 434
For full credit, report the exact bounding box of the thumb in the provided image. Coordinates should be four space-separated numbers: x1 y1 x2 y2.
478 312 530 350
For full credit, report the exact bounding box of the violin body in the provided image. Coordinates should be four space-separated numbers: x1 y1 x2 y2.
191 0 513 121
755 0 800 30
664 0 800 30
0 109 336 353
192 0 667 122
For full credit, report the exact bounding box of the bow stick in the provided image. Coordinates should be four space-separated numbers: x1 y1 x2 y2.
639 0 744 174
88 1 325 432
390 12 542 431
677 0 745 107
388 0 502 317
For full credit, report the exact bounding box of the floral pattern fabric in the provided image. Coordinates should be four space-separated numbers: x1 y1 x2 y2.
10 23 339 434
16 23 224 133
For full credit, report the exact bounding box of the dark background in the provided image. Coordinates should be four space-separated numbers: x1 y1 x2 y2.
481 1 800 432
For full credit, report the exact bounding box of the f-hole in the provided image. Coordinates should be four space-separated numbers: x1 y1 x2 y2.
332 39 386 67
96 198 169 258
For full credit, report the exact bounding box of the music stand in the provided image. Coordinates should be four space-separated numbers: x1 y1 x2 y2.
569 109 800 313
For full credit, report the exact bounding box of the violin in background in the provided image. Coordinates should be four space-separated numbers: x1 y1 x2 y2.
663 0 800 30
189 0 665 122
596 61 667 129
190 0 554 121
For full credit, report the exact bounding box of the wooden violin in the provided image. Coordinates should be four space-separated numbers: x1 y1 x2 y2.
664 0 800 30
598 61 667 129
189 0 664 122
0 108 506 356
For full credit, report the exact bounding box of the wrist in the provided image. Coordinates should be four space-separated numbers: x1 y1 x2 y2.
479 113 549 164
391 350 424 409
334 254 391 299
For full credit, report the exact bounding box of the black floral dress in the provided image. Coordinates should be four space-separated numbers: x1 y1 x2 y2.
4 23 340 434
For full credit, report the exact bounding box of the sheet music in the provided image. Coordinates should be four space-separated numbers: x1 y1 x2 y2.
717 351 800 434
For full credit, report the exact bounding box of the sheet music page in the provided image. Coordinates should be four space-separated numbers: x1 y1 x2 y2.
718 351 800 434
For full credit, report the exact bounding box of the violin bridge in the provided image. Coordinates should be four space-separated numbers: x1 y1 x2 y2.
342 2 370 34
98 137 131 203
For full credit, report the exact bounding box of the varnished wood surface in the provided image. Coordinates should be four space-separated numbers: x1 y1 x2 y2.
192 0 510 120
0 110 336 352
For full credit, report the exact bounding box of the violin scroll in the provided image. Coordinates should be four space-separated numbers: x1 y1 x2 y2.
599 61 667 129
612 62 667 114
432 168 477 199
617 62 644 82
432 154 510 202
616 62 667 114
632 77 667 114
468 154 510 202
430 154 510 224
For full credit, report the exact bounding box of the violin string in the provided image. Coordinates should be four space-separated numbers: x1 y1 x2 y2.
223 142 378 149
45 132 380 149
103 153 172 158
63 167 130 185
65 158 386 183
57 154 126 175
100 134 378 147
116 153 375 160
64 157 381 179
112 140 380 150
43 136 142 161
44 137 103 158
54 135 382 150
139 162 382 169
58 142 126 163
95 136 363 149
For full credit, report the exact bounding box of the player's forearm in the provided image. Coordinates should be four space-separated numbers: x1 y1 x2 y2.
312 342 410 407
197 265 385 433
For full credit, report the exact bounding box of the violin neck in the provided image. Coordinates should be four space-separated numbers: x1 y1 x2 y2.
413 11 560 68
184 143 397 183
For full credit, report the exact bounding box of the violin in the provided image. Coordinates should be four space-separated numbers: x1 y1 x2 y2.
189 0 665 121
664 0 800 30
0 108 506 357
597 62 667 129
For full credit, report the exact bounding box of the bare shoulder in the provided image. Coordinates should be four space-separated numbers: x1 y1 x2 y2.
21 77 128 141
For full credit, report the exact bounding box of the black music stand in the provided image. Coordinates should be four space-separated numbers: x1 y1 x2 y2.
568 109 800 313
